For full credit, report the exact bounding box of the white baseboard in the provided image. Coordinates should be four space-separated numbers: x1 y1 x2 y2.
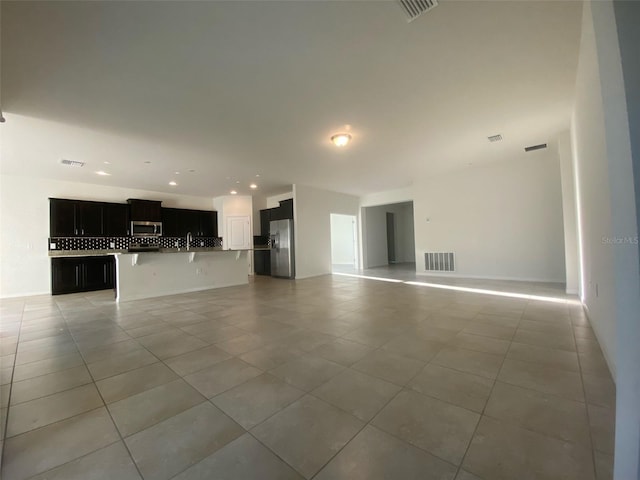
415 271 566 284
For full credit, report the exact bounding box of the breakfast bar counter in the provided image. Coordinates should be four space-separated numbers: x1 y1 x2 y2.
114 249 249 301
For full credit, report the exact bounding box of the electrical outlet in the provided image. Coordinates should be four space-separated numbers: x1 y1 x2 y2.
200 241 204 247
110 242 115 249
50 242 56 249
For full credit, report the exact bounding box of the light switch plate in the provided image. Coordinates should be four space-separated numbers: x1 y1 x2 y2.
50 242 56 249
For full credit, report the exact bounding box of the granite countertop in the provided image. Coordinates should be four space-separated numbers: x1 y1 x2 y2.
49 247 224 257
47 247 266 258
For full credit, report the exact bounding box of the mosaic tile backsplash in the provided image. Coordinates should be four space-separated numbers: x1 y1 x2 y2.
49 236 222 251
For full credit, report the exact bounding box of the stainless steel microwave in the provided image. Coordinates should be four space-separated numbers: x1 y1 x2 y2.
131 221 162 237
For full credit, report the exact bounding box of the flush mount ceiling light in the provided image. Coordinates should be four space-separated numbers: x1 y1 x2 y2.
169 181 177 186
230 190 237 195
331 133 352 147
96 171 111 176
250 183 257 189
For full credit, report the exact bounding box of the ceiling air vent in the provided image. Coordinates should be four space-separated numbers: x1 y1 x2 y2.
60 159 85 167
398 0 439 22
488 134 503 143
524 143 547 152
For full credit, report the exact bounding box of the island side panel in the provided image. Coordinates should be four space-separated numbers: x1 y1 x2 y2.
115 251 248 302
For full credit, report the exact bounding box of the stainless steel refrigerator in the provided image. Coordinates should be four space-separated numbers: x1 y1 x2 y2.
270 219 295 278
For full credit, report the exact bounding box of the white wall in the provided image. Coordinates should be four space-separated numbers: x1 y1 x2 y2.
266 192 293 209
330 214 356 265
413 151 566 282
360 186 413 208
251 194 267 236
0 174 216 298
293 184 359 279
362 202 415 268
558 131 580 294
571 1 640 477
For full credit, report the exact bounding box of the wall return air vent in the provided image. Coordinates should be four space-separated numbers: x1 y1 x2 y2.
425 252 455 272
524 143 547 152
398 0 439 22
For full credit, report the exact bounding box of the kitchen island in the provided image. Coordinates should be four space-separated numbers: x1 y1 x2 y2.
50 248 249 301
116 249 249 301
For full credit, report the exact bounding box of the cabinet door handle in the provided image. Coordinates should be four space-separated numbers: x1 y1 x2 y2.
82 228 84 235
75 265 79 285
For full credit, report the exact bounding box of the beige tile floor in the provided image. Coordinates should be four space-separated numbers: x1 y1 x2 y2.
0 271 615 479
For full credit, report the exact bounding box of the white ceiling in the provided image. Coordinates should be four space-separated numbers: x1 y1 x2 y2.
0 0 583 198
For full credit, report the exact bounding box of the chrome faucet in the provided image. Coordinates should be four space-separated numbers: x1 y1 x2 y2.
186 232 192 251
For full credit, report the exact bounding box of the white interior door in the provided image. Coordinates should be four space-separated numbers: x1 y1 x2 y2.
226 216 251 250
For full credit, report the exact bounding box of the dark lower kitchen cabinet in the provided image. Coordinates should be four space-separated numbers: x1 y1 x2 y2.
51 256 115 295
254 250 271 275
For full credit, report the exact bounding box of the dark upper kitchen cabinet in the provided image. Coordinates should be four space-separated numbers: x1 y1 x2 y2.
260 199 293 234
161 208 217 237
50 199 77 237
128 199 162 222
182 209 201 236
199 210 217 237
260 209 271 236
77 202 103 236
103 203 129 236
51 256 114 295
278 199 293 220
161 208 182 237
50 199 131 237
50 198 103 237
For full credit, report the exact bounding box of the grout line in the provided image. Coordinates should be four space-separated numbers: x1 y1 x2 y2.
0 299 26 474
451 303 523 479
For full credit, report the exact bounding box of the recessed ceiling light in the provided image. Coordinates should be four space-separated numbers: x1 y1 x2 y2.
174 171 180 175
230 190 237 195
236 181 240 184
96 171 111 176
331 133 352 147
255 174 260 177
169 181 177 186
104 161 111 165
250 183 257 189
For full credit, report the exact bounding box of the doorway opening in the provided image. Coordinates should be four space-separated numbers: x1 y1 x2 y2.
330 214 358 271
362 201 416 272
386 212 396 264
